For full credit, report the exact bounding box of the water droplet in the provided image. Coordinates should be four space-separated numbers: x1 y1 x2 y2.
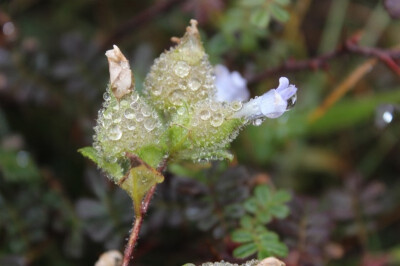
174 61 190 78
192 117 199 126
253 118 263 126
142 105 152 117
131 93 139 103
144 118 156 131
287 93 297 110
112 104 120 111
230 101 243 111
109 125 122 140
169 89 184 106
152 86 163 96
103 92 110 101
103 110 112 120
178 80 187 90
124 108 135 119
120 100 129 108
210 102 219 111
106 156 118 163
188 77 201 91
210 113 224 127
135 113 144 122
130 101 140 110
200 110 211 120
383 111 393 123
113 117 121 123
177 107 185 115
127 124 136 131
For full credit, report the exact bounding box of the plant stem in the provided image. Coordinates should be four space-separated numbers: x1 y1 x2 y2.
122 185 157 266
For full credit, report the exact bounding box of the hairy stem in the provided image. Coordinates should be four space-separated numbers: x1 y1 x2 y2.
122 185 157 266
122 158 168 266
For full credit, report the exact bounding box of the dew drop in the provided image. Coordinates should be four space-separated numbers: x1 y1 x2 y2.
120 100 129 108
253 118 263 126
144 118 157 131
210 102 219 111
188 77 201 91
192 117 199 126
109 125 122 140
124 108 135 119
141 105 152 117
169 89 184 106
210 113 224 127
382 111 393 123
131 93 139 103
127 124 136 131
200 110 211 120
103 92 110 101
178 80 187 90
230 101 243 111
152 86 163 96
286 93 297 110
112 104 120 111
174 61 190 78
103 110 112 120
130 101 140 110
135 113 144 122
177 107 185 115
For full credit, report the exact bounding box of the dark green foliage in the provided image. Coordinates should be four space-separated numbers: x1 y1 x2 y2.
232 185 290 259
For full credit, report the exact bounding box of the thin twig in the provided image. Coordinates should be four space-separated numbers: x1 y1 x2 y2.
122 185 157 266
100 0 185 51
248 36 400 85
122 157 168 266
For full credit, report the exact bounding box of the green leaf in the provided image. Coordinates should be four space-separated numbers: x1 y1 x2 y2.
78 146 101 166
79 146 125 181
238 0 265 7
256 211 272 224
240 215 253 229
244 198 258 213
258 232 288 258
274 0 290 5
231 229 253 243
255 185 271 206
0 149 40 182
270 205 290 219
273 190 291 204
233 242 257 258
270 4 290 23
250 9 271 28
118 155 164 216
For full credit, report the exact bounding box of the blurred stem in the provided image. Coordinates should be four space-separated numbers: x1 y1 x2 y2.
308 58 377 122
318 0 349 53
360 3 391 47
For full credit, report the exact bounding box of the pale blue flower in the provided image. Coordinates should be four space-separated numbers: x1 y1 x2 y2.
234 77 297 120
214 64 250 102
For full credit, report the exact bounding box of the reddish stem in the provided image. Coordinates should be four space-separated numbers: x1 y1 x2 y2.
121 159 168 266
122 185 157 266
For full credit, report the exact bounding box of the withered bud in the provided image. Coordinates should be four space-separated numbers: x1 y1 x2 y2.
105 45 134 100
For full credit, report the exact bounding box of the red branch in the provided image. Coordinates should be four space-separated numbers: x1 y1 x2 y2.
122 159 168 266
248 37 400 85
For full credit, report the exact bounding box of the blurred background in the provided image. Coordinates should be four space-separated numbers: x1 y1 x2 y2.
1 0 400 265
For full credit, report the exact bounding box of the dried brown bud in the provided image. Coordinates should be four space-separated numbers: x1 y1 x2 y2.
105 45 134 100
94 250 122 266
256 257 285 266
